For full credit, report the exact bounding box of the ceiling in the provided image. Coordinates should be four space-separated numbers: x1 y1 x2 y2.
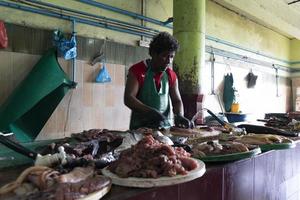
213 0 300 40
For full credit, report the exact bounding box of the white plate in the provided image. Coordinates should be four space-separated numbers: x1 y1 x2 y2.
79 182 111 200
101 158 205 188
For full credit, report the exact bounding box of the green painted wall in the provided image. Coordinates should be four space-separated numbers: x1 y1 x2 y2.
206 0 291 62
290 39 300 64
0 0 299 63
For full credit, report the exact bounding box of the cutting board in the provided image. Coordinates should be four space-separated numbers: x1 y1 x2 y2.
101 158 205 188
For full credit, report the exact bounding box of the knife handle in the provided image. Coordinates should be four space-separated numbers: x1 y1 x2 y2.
0 135 37 159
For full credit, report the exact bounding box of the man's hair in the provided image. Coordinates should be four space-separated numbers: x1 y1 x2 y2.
149 32 179 56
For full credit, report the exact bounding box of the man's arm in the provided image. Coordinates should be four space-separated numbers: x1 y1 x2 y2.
169 79 184 115
170 79 193 128
124 71 152 112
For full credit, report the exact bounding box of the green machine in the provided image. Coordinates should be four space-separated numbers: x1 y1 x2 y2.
0 48 75 168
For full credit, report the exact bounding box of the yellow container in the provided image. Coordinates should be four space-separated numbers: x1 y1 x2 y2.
231 103 240 113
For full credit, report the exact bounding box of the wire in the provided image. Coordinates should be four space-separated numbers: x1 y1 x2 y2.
288 0 300 5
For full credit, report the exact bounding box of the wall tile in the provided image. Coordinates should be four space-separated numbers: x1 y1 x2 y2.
105 63 115 84
82 107 95 131
115 64 125 86
105 84 115 107
0 51 12 80
55 106 68 135
93 83 105 107
0 80 13 105
83 61 95 83
70 87 83 107
83 82 93 107
67 106 84 133
103 107 114 129
94 107 104 129
75 60 83 86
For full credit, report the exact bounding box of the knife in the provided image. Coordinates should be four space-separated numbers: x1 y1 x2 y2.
0 134 38 159
203 108 235 131
0 132 67 166
237 124 299 137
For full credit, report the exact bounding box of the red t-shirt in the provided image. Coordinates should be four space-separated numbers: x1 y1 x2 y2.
129 60 177 91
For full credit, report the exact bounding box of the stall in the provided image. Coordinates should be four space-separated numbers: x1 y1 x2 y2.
1 143 300 200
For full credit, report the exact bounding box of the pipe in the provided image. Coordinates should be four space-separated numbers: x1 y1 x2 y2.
205 35 300 65
274 65 279 97
24 0 158 34
2 0 300 66
205 46 292 73
77 0 173 29
0 1 156 38
78 0 300 65
72 20 76 84
210 52 216 95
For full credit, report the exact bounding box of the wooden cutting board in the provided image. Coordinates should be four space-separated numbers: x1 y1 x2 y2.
101 159 206 188
168 127 221 138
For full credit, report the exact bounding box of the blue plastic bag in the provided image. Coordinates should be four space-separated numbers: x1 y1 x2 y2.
53 30 77 60
96 62 111 83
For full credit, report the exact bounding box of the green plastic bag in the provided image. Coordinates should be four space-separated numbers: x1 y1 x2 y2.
223 73 235 112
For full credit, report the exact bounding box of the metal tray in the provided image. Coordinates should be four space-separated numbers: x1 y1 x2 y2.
259 142 296 152
195 147 261 162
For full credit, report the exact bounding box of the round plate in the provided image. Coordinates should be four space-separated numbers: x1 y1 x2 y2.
195 147 261 162
101 158 205 188
79 184 111 200
259 142 296 152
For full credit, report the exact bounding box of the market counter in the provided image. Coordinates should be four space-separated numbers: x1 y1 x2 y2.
1 144 300 200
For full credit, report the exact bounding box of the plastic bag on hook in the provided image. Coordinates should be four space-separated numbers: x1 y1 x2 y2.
0 21 8 48
96 62 112 83
53 30 77 60
246 70 258 88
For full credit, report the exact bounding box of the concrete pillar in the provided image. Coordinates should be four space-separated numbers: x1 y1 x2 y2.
173 0 206 120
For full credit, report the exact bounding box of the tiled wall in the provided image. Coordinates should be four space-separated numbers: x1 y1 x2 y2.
0 51 131 140
201 55 292 121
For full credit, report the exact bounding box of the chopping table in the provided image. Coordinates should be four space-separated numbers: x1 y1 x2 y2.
1 143 300 200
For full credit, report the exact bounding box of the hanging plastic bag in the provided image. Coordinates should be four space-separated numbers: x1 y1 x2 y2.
246 71 258 88
96 62 112 83
0 21 8 48
223 73 235 112
53 30 77 60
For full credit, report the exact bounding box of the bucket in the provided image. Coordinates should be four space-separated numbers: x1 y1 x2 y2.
231 103 240 113
225 113 247 123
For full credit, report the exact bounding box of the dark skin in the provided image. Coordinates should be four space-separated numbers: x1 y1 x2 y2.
124 50 184 117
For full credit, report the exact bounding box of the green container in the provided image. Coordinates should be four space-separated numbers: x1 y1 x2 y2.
0 48 75 142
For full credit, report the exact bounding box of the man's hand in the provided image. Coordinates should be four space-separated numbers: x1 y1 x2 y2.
139 109 170 128
175 115 193 128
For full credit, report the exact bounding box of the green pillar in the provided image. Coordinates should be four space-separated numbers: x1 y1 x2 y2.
173 0 205 120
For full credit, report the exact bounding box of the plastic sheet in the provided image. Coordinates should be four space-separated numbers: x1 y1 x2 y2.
96 63 112 83
0 20 8 48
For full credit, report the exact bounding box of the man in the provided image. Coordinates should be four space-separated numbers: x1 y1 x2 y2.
124 32 193 130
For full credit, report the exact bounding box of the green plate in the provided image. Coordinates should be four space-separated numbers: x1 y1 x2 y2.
195 147 261 162
259 142 296 152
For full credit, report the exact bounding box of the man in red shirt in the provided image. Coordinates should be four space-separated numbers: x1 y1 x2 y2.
124 32 193 130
